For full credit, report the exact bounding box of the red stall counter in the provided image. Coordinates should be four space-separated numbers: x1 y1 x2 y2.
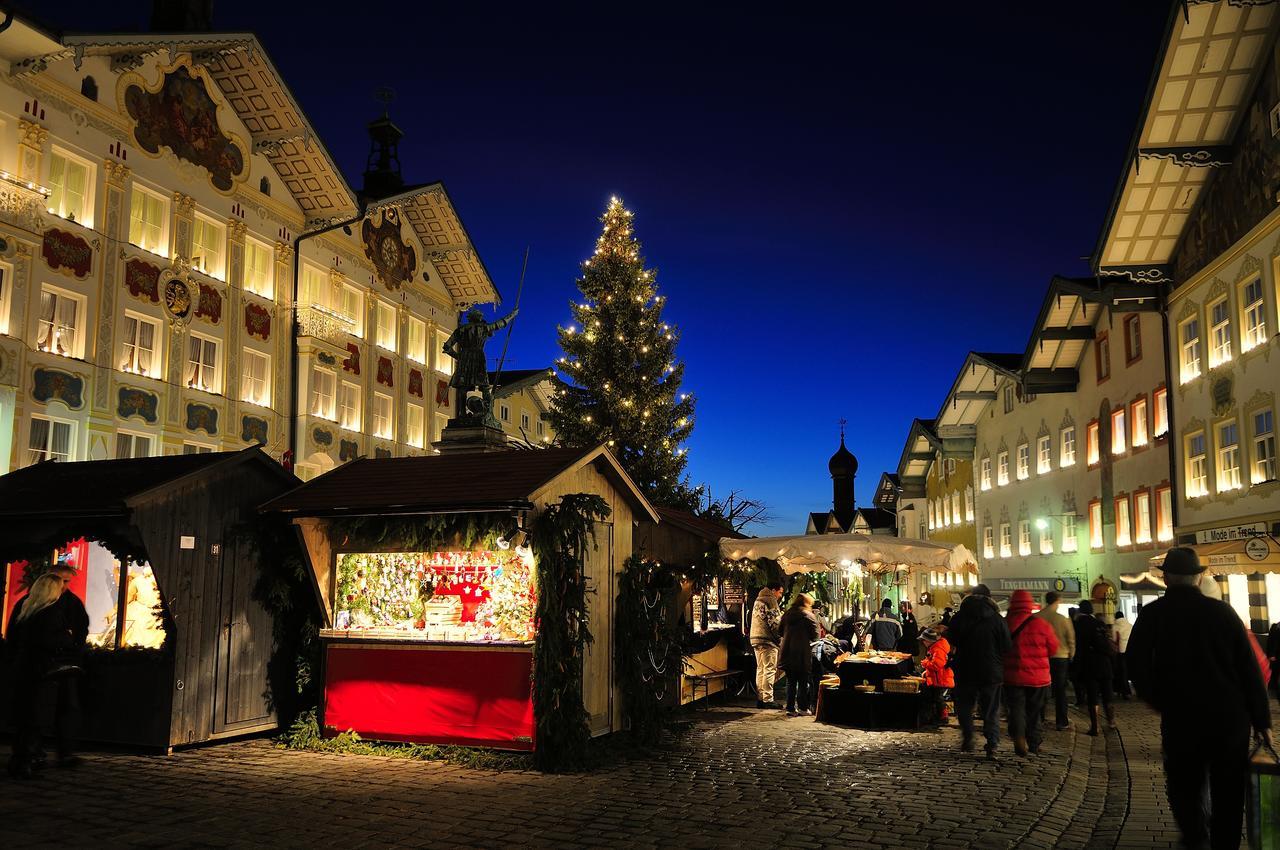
322 639 535 751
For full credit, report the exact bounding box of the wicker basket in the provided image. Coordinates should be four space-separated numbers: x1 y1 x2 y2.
883 677 921 694
853 684 876 693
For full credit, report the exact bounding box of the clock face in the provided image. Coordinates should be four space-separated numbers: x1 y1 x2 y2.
380 236 400 269
164 279 192 318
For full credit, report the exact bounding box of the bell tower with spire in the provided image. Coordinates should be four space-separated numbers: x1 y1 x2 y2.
360 88 405 204
829 419 858 531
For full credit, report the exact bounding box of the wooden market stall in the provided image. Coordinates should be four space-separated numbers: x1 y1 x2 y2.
260 444 657 751
636 506 748 704
0 448 299 750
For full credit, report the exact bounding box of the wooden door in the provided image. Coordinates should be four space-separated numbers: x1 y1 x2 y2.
582 520 614 736
211 534 275 735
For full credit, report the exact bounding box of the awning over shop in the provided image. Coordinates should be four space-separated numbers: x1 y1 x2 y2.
719 532 978 576
1148 536 1280 576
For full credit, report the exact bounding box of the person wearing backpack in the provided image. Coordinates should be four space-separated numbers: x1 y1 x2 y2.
1072 600 1115 735
947 584 1012 759
1003 589 1059 756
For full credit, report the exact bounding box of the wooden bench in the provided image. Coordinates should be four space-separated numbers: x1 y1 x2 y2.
686 669 741 707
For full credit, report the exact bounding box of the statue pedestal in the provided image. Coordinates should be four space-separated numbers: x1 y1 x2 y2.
433 421 510 454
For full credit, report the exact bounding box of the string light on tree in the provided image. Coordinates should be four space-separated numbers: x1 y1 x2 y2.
550 197 698 510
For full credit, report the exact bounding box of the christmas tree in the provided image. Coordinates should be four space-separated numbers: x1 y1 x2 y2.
550 197 697 509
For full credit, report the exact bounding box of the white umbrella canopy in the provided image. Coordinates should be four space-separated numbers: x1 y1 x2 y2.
719 532 979 576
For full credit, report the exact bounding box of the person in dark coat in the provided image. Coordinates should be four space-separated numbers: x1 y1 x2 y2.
1266 619 1280 699
867 598 902 651
7 570 88 779
898 600 919 655
1072 600 1114 735
1127 547 1273 850
946 584 1012 758
778 593 820 716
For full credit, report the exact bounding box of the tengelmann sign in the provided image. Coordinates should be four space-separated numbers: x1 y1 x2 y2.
989 577 1082 594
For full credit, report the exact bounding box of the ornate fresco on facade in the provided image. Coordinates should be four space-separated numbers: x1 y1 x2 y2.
312 427 333 447
374 447 392 459
195 282 223 324
317 351 337 367
121 61 248 194
408 368 423 398
32 368 84 409
163 273 195 320
376 356 394 388
244 303 271 340
436 378 450 408
241 415 268 445
185 402 219 435
1172 41 1280 281
124 257 161 303
339 439 359 462
41 228 92 279
342 343 360 375
361 207 417 291
117 386 159 424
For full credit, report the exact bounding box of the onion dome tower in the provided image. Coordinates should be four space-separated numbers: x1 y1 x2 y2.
829 423 858 532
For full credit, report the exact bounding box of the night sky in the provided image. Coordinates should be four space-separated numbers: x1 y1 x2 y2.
45 1 1171 533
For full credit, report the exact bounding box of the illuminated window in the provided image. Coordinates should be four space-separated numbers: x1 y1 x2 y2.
1039 522 1053 555
999 523 1012 558
339 382 361 431
1253 409 1277 484
310 367 336 420
435 328 454 376
47 148 93 225
1111 408 1126 455
341 285 364 337
1037 435 1052 474
1134 490 1151 545
1227 574 1250 626
1086 421 1100 465
1186 431 1208 497
191 214 224 279
241 349 270 407
1017 443 1030 480
1096 332 1110 381
1180 317 1202 382
407 317 427 364
1089 501 1103 550
1217 421 1241 492
951 490 962 524
1131 397 1148 448
927 501 935 530
1153 387 1169 438
1155 485 1173 542
433 412 449 445
1062 513 1078 553
407 403 424 448
300 264 328 308
1018 520 1031 556
120 312 159 376
28 415 74 465
982 527 994 559
980 456 992 490
1115 496 1131 547
128 184 168 255
1123 314 1142 363
1242 278 1266 352
0 262 11 336
964 486 974 521
186 333 220 394
36 285 85 359
244 238 274 298
373 392 393 439
114 431 151 459
1060 427 1076 466
1209 298 1232 367
997 451 1009 486
376 301 396 351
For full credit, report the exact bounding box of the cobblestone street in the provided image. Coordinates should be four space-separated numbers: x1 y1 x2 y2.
1 699 1212 849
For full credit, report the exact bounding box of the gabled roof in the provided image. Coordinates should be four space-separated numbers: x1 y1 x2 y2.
1093 2 1279 283
489 368 554 397
896 418 939 486
934 352 1020 433
261 444 658 522
806 511 844 536
652 505 747 541
367 182 499 306
854 507 896 530
0 447 293 519
1021 276 1104 392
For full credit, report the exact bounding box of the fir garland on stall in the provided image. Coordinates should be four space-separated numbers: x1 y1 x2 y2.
615 555 684 745
530 493 610 772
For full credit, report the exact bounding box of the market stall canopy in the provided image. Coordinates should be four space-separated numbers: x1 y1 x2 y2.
719 533 978 576
1148 536 1280 575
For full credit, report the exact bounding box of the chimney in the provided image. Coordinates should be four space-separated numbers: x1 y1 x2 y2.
151 0 215 31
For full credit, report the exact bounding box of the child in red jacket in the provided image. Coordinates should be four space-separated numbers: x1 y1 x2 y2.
920 627 953 720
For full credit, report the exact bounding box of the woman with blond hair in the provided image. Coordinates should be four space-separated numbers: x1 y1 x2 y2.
779 593 820 716
7 571 88 779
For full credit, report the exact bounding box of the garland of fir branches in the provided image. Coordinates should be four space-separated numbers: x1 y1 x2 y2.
615 554 683 745
530 493 610 772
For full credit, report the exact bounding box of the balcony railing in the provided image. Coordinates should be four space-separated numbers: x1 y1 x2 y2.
296 304 355 343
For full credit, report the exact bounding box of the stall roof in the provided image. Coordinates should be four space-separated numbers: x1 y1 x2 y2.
262 444 659 521
653 506 747 541
0 448 289 519
1148 536 1280 575
720 532 977 576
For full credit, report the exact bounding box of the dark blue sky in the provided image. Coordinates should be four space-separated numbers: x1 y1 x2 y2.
50 1 1171 533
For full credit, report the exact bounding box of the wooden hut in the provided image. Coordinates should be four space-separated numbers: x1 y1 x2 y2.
261 444 656 750
0 448 298 750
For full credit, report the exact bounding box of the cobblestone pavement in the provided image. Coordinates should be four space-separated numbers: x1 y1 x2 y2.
0 698 1218 849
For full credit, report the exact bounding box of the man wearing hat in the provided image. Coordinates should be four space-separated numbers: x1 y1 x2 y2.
1127 546 1273 850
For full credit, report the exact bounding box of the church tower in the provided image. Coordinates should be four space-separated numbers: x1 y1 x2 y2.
829 424 858 531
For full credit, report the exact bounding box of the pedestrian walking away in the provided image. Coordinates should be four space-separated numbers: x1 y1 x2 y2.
1072 600 1115 736
750 581 784 708
778 592 821 716
1003 589 1058 757
1036 590 1076 731
946 583 1011 759
1111 610 1133 698
1128 547 1273 850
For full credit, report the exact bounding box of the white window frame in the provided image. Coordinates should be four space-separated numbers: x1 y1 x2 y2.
1241 277 1267 353
1131 397 1148 448
1209 297 1232 368
186 332 221 394
1217 420 1242 492
1153 388 1169 438
1062 513 1078 553
500 403 510 423
1180 316 1201 383
980 456 992 491
964 486 974 522
1156 486 1174 542
520 411 531 431
434 328 454 377
1037 435 1052 474
1060 427 1076 467
1134 491 1152 545
373 392 393 439
951 490 961 525
310 366 337 421
1018 519 1031 556
406 317 427 364
300 264 330 309
999 523 1012 558
182 441 216 455
28 414 75 465
191 213 225 280
339 381 361 431
1087 421 1101 465
1016 443 1030 480
997 451 1009 486
1252 408 1277 485
46 146 95 226
1186 431 1208 498
241 348 270 407
243 237 274 298
1089 501 1103 550
1111 408 1127 455
341 285 364 338
982 526 994 559
128 183 169 257
407 402 425 448
1039 523 1053 555
36 284 87 359
375 300 396 351
120 311 161 377
1115 496 1132 547
115 430 153 459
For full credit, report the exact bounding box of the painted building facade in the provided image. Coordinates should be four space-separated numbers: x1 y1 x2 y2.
489 368 556 447
0 21 497 478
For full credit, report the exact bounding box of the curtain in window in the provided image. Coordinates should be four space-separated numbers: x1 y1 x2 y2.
115 433 133 459
55 295 78 355
50 421 71 461
27 418 50 464
188 337 203 387
37 291 56 350
48 156 66 213
136 320 154 373
64 161 86 214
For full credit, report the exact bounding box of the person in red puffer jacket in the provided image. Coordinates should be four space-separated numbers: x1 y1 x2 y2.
1003 589 1059 756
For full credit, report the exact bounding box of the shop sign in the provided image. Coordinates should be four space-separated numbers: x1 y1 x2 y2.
989 576 1082 595
1246 538 1272 562
721 582 745 604
1196 523 1268 544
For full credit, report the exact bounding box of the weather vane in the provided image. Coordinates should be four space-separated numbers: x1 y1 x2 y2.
838 417 847 439
373 86 396 113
